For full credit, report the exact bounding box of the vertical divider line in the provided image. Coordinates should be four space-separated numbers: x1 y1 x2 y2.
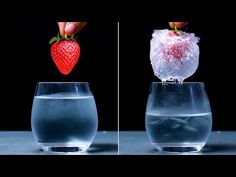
117 22 120 155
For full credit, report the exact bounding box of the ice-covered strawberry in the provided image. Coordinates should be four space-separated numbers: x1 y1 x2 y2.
150 29 199 83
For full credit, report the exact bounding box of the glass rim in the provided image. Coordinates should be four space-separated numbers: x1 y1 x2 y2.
37 82 89 84
151 82 204 84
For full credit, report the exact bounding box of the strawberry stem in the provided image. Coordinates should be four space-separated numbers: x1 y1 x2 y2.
172 25 181 34
175 25 178 32
49 33 78 45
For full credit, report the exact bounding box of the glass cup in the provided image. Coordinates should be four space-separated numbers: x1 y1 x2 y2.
145 82 212 153
31 82 98 153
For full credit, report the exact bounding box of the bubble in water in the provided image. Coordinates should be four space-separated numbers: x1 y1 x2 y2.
150 29 200 83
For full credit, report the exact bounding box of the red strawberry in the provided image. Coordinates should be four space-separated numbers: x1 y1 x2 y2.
49 34 80 75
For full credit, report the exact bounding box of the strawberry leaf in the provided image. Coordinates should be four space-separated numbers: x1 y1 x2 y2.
49 37 58 44
56 33 61 43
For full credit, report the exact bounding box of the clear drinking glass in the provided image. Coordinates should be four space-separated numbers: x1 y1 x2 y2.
31 82 98 153
145 82 212 153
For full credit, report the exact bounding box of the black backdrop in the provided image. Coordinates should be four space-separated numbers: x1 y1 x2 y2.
0 12 235 169
1 17 235 131
1 18 117 130
120 20 235 131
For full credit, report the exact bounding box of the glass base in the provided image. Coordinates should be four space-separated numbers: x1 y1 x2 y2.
39 143 90 153
153 143 204 153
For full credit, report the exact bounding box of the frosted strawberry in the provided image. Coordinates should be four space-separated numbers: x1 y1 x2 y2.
49 34 80 75
150 29 200 83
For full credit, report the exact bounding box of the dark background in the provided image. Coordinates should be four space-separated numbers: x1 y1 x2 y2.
120 20 235 131
1 18 117 131
0 12 235 167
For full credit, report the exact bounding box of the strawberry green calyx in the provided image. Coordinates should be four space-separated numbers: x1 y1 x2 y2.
49 33 77 45
173 25 181 34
